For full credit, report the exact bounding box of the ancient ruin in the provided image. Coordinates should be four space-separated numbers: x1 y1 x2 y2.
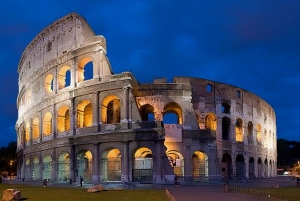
15 13 277 184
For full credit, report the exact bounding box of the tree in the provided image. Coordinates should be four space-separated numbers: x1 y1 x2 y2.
0 141 17 177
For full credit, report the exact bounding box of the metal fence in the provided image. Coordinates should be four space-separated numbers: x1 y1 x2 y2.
229 185 300 201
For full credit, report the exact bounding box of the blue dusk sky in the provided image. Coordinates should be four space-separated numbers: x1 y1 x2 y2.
0 0 299 147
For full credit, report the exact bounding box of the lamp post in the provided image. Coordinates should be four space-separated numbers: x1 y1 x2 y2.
9 160 13 180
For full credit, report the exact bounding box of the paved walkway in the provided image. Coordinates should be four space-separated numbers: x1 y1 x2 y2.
166 176 296 201
2 176 297 201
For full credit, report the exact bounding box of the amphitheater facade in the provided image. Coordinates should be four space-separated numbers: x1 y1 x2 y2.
15 13 277 184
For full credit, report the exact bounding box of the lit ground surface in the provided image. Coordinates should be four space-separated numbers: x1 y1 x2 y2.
1 176 299 201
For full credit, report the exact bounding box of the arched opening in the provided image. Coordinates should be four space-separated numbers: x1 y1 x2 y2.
263 129 267 148
58 65 71 89
249 157 255 178
264 158 268 178
43 112 52 136
101 95 121 124
32 118 39 140
133 147 153 183
43 155 52 180
77 150 93 182
25 122 30 142
247 121 253 144
222 153 232 178
25 158 30 180
236 154 245 178
140 104 154 121
167 151 184 180
57 106 70 133
44 74 54 94
58 152 70 182
221 102 230 114
163 102 182 124
192 151 208 181
269 159 272 178
33 156 39 180
235 118 243 142
78 57 93 82
101 148 121 181
257 158 262 178
257 124 262 145
77 100 93 128
163 113 178 124
222 117 230 140
205 113 217 131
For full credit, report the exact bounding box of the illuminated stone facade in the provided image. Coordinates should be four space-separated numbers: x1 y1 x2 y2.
15 13 277 184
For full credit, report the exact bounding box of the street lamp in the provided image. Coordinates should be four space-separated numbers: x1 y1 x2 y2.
9 160 13 180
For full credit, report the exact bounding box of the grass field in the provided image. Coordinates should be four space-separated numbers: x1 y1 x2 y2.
0 184 169 201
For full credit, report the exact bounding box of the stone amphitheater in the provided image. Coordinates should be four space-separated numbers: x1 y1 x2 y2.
15 13 277 184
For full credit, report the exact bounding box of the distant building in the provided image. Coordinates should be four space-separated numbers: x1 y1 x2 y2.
15 13 277 184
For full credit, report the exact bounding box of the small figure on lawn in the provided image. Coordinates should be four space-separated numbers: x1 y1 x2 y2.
80 176 83 187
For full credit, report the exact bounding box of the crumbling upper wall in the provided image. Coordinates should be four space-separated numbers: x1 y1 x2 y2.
17 13 106 85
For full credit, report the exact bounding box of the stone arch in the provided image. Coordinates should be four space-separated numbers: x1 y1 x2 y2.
101 95 121 124
78 56 94 82
33 156 39 180
140 104 155 121
43 155 52 180
25 122 30 142
166 150 184 179
249 157 255 178
163 102 182 124
101 148 121 182
133 147 153 183
235 118 243 142
222 117 230 140
192 151 208 180
58 152 70 182
221 102 230 114
77 150 93 181
43 112 52 136
44 74 54 94
222 153 232 178
257 158 263 178
205 113 217 131
247 121 253 144
25 158 30 180
57 105 70 133
264 158 268 178
256 124 262 144
77 100 93 128
236 154 245 178
32 118 39 140
58 65 71 89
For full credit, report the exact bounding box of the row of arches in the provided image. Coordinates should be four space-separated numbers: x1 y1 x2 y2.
222 153 276 179
19 58 94 114
22 147 209 183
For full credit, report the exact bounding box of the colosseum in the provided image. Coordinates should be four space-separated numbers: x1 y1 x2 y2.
15 13 277 184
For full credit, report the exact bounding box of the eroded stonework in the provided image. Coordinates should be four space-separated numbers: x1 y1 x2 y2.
15 13 276 184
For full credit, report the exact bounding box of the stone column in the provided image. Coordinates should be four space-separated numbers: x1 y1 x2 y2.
52 148 57 182
121 86 130 123
52 104 56 139
93 50 100 79
152 141 163 183
121 142 129 182
70 58 78 88
245 155 249 179
39 112 43 142
92 143 99 182
39 153 43 180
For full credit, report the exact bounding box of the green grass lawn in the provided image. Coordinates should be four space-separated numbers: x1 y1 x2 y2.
0 184 169 201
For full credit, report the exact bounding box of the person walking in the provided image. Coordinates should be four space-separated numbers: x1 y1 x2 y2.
79 176 83 187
